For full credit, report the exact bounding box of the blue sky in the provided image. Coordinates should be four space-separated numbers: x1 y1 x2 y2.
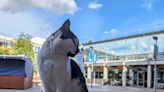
0 0 164 43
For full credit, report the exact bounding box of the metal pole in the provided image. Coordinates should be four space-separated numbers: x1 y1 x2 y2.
163 48 164 55
153 36 158 92
91 62 93 88
90 46 94 88
154 58 157 92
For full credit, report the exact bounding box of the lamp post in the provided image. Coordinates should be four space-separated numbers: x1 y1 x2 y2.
89 46 94 88
153 36 158 92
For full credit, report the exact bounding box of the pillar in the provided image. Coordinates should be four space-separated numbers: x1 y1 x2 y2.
102 66 108 85
122 66 127 87
103 66 108 79
87 66 92 79
147 65 152 88
129 69 134 86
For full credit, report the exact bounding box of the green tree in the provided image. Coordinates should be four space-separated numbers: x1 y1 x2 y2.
13 33 37 74
14 33 34 58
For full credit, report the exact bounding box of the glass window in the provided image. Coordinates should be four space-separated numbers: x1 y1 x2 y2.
95 68 103 79
126 38 138 55
158 71 164 83
108 69 122 82
115 40 126 56
158 34 164 53
149 35 156 54
138 36 151 54
126 38 138 60
93 43 108 62
84 33 164 62
85 67 87 78
0 42 3 47
106 42 117 61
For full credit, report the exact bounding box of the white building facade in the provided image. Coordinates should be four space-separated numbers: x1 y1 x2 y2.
83 30 164 89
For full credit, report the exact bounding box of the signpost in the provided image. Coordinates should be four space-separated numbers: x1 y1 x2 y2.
88 47 97 87
153 36 158 92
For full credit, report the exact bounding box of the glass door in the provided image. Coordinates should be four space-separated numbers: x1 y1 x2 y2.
137 71 147 87
138 71 144 86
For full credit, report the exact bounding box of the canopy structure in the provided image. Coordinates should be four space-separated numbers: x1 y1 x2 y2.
0 56 33 89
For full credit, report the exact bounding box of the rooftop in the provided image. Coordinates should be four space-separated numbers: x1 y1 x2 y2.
84 30 164 45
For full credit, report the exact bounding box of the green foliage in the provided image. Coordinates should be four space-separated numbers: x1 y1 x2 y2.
13 33 37 74
13 33 34 58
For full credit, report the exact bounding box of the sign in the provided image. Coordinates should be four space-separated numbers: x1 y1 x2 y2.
88 52 97 63
88 52 92 62
93 53 97 63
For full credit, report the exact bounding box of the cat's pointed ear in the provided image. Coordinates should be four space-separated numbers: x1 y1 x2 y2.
60 19 70 31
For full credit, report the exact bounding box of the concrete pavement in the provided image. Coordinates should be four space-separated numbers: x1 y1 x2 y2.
0 86 163 92
89 86 164 92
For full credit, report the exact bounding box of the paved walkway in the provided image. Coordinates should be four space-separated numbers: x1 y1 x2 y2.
0 86 163 92
89 86 164 92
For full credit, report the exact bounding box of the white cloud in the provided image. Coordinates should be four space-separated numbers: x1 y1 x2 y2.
88 1 102 10
141 0 157 11
0 11 52 38
104 28 118 35
110 29 118 34
0 0 78 14
104 30 109 34
144 3 152 11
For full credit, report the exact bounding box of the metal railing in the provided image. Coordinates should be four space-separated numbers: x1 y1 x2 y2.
85 52 164 63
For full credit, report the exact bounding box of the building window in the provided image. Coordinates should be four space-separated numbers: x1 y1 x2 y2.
108 69 122 80
0 42 3 47
85 67 87 78
158 71 164 83
95 68 103 79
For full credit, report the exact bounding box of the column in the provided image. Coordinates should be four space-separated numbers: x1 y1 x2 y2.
137 71 139 86
147 65 152 88
103 66 108 84
87 66 92 79
122 66 127 87
129 69 134 86
103 66 108 79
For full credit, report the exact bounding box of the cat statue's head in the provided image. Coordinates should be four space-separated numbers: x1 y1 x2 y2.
43 19 79 58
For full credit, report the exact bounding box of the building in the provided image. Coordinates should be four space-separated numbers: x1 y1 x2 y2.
0 35 15 48
31 37 45 53
0 35 45 53
83 30 164 89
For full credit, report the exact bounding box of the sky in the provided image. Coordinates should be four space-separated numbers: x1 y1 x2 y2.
0 0 164 43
